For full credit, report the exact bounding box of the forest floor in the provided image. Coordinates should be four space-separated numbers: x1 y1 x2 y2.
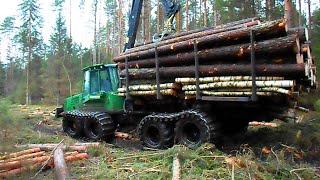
0 102 320 179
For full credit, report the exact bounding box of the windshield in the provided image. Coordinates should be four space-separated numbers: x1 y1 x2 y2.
100 69 112 92
83 68 114 95
90 70 100 94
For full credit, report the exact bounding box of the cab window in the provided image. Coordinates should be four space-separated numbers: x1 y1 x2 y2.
100 69 112 92
90 70 99 94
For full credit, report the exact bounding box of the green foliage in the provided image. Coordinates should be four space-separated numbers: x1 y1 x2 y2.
0 16 15 35
314 99 320 112
0 99 12 122
312 8 320 79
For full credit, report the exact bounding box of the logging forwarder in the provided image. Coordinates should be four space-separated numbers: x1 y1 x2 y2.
56 1 315 149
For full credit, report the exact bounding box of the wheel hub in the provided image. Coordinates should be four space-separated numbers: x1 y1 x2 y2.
182 123 201 144
146 126 161 146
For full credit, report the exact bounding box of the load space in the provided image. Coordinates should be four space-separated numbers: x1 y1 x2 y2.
115 18 315 99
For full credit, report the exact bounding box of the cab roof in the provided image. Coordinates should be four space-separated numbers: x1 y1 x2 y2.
82 64 117 71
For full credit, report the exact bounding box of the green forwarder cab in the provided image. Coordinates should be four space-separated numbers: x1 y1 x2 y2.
57 64 124 140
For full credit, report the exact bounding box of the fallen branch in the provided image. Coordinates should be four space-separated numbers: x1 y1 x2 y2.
115 132 138 140
249 122 279 128
32 139 64 178
53 143 69 180
172 155 180 180
116 152 165 161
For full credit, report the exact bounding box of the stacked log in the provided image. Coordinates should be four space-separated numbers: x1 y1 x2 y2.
0 144 92 178
114 18 315 99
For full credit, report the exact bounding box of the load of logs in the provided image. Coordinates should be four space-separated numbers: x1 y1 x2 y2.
114 18 316 99
0 143 95 178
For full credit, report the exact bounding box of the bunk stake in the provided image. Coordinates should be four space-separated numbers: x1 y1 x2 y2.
250 29 257 101
125 56 130 100
155 46 162 100
193 40 201 100
124 56 133 112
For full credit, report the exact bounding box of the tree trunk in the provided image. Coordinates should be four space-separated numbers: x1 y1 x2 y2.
117 0 124 55
157 0 163 33
118 34 300 69
284 0 293 28
213 0 218 26
251 0 256 17
143 0 151 42
307 0 312 39
186 0 189 31
120 64 306 79
298 0 302 27
54 144 69 180
203 0 208 27
93 0 98 64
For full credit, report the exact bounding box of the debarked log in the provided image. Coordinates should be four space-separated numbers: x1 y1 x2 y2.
182 80 294 91
118 89 177 96
175 76 285 84
115 19 286 62
117 83 180 92
184 87 291 95
118 34 301 69
120 64 306 79
185 91 274 96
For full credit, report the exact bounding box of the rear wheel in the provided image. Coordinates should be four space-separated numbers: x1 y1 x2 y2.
62 116 83 138
138 117 174 149
83 112 115 142
175 111 218 149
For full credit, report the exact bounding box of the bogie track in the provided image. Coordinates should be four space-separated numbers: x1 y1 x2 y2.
63 110 115 142
138 110 220 149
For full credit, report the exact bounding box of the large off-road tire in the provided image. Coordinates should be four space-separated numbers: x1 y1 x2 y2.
62 116 83 138
83 112 115 142
175 111 218 149
220 120 248 144
138 117 174 149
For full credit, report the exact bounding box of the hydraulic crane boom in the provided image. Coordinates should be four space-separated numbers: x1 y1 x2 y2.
123 0 180 52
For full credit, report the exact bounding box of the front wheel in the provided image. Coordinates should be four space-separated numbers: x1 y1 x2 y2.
138 117 174 149
62 116 83 138
83 112 115 142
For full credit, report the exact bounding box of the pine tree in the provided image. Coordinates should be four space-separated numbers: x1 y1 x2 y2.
17 0 43 105
46 0 73 105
